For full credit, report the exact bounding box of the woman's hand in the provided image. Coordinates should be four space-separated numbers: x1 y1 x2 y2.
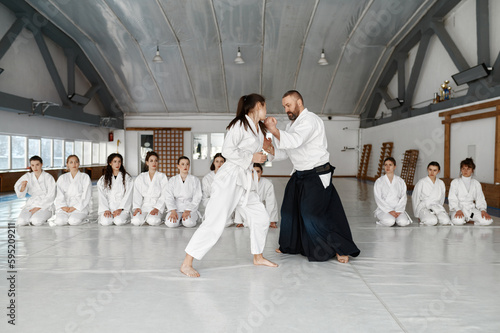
169 210 178 222
150 208 159 216
112 209 123 217
133 208 142 216
20 181 28 192
182 210 191 221
252 152 267 163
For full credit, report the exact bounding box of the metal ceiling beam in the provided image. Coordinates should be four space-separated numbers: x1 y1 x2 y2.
405 29 433 107
209 0 229 113
65 48 76 97
430 20 469 72
476 0 490 65
396 53 406 101
0 18 24 60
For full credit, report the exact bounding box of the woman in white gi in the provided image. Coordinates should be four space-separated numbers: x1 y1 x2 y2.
53 155 92 226
14 155 56 226
131 151 168 226
201 153 225 209
448 158 492 225
97 153 133 226
164 156 202 228
235 163 279 228
181 93 278 277
412 161 450 226
374 157 410 227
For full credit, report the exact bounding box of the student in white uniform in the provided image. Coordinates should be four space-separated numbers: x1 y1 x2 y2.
373 157 410 227
448 158 493 225
181 93 278 277
164 156 202 228
53 155 92 226
201 153 233 227
97 153 133 226
131 151 168 226
14 155 56 226
235 163 279 228
412 161 450 226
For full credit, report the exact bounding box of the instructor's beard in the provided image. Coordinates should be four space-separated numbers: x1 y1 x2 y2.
287 107 300 120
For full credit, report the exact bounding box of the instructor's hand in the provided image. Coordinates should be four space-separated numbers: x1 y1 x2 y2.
264 117 277 129
252 152 267 164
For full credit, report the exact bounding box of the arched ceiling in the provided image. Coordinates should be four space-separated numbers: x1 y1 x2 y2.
23 0 438 116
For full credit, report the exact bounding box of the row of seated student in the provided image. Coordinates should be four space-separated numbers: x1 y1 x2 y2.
374 157 493 227
14 152 279 228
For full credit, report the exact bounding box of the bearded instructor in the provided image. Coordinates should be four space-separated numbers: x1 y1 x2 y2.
264 90 360 262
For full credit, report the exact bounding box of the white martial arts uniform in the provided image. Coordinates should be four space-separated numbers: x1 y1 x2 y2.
97 173 133 226
201 171 233 227
374 174 410 227
269 108 331 187
412 176 450 226
14 171 56 226
235 177 279 226
448 176 493 225
131 171 168 226
185 117 270 259
53 171 92 226
164 174 202 228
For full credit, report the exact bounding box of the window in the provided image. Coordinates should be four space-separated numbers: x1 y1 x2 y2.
210 133 224 160
75 141 83 163
29 138 40 158
0 135 10 170
11 136 27 169
92 143 99 164
65 141 74 162
53 139 64 168
83 141 92 166
192 134 207 160
100 142 107 164
41 138 52 168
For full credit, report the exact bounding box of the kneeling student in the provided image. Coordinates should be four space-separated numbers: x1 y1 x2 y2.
97 153 133 226
373 157 410 227
14 155 56 226
448 158 492 225
164 156 202 228
412 161 450 226
131 151 168 226
53 155 92 226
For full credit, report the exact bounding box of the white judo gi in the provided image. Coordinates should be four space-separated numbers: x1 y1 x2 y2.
164 174 202 228
53 171 92 226
201 171 233 227
412 176 450 226
185 116 270 260
97 173 133 226
234 177 279 226
374 174 410 227
448 176 493 225
14 171 56 226
131 171 168 226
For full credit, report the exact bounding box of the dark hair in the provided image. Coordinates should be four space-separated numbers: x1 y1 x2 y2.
29 155 43 172
144 151 159 171
104 153 129 190
177 156 190 164
384 157 396 166
427 161 440 170
253 163 263 172
227 93 267 135
66 154 80 164
210 153 225 171
460 157 475 171
282 90 304 104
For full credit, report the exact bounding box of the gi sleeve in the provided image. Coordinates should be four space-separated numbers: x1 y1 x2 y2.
222 124 254 170
395 179 407 213
374 179 394 213
97 177 110 214
164 177 178 211
132 175 143 211
74 174 92 212
54 177 67 210
153 174 169 212
474 181 488 211
186 177 202 211
14 173 29 198
274 121 314 150
447 180 460 212
411 180 424 218
118 175 134 211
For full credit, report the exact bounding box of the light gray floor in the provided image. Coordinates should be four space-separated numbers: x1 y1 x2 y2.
1 177 499 333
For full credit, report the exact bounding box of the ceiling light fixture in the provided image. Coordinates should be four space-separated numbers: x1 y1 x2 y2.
153 45 163 63
234 47 245 64
318 49 328 66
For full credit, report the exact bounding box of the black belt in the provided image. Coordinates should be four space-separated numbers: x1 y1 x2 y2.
295 163 335 177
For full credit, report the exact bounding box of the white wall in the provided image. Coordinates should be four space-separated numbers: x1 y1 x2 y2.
124 114 359 177
361 104 496 184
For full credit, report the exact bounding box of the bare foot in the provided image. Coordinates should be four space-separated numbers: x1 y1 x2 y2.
236 224 244 228
275 248 282 253
180 264 200 277
269 222 277 228
336 253 349 263
180 254 200 277
253 254 278 267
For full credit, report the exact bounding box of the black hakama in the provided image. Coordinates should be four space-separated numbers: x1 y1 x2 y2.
278 163 360 261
